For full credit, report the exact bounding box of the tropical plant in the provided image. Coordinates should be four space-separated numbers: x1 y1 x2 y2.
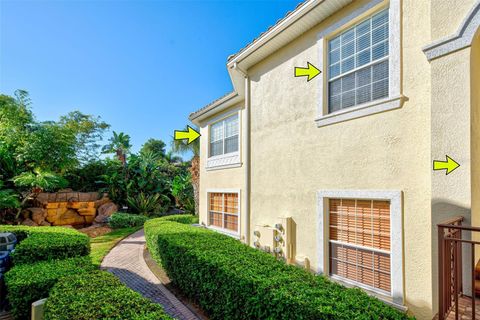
126 192 169 216
171 174 194 214
0 181 20 209
172 125 200 215
102 131 131 165
64 160 109 192
13 169 68 219
140 138 166 158
13 169 68 192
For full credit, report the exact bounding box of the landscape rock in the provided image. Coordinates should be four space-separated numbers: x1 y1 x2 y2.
94 196 111 209
30 208 47 225
21 218 38 227
94 202 118 223
40 221 51 226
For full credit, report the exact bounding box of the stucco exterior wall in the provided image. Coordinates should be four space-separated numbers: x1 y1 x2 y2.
198 103 246 238
247 0 432 317
471 32 480 256
194 0 480 319
431 0 477 40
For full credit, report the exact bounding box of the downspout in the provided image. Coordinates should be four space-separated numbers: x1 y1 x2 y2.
233 62 251 246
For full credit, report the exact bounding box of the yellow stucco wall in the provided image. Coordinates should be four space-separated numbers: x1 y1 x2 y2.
246 0 433 317
431 0 476 40
196 0 480 319
198 103 246 238
471 32 480 257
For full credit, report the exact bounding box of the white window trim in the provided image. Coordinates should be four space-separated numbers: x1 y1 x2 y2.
206 188 241 238
206 109 242 170
316 189 404 306
316 0 404 128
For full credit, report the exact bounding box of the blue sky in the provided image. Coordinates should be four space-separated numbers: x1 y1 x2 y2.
0 0 299 157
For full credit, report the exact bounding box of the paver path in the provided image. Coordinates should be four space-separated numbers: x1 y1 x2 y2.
101 229 199 320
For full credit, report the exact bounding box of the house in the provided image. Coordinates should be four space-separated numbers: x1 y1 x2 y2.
189 0 480 319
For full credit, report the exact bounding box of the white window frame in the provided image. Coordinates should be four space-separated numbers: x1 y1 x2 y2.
206 109 241 170
316 0 403 128
317 190 404 306
206 189 241 238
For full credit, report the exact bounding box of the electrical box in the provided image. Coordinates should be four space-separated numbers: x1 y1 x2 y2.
253 225 276 253
253 217 295 264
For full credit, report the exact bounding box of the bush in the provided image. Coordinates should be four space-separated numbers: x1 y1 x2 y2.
159 214 198 225
0 226 90 265
4 256 95 320
44 270 172 320
144 215 198 263
145 219 411 320
108 212 149 229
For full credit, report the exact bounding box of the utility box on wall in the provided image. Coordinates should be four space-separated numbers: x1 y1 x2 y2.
253 217 295 264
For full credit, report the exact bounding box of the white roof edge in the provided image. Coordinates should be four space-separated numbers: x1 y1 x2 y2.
226 0 321 67
189 92 244 125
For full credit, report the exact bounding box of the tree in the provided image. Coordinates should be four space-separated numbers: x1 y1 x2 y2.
140 138 166 157
59 111 110 163
0 90 35 179
172 125 200 215
164 151 183 164
17 121 78 173
102 131 131 165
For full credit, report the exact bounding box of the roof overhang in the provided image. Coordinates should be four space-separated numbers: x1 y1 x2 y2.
191 0 354 123
189 92 243 124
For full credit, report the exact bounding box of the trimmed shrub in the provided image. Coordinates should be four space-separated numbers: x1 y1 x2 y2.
159 214 198 225
44 271 172 320
0 225 83 241
145 219 412 320
0 226 90 265
4 256 95 319
144 215 198 263
108 212 149 229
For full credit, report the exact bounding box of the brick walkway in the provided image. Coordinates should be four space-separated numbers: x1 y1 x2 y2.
101 229 199 320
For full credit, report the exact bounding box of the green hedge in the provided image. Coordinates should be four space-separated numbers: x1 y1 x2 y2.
158 214 198 225
145 219 411 320
4 256 95 320
44 271 172 320
108 212 149 229
0 225 90 265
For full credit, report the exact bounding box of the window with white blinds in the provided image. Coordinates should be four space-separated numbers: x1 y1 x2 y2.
329 198 391 294
328 9 389 113
209 114 239 157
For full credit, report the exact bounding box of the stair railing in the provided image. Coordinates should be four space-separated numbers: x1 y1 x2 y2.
438 217 480 320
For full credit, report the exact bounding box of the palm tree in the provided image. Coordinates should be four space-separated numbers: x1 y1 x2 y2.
102 131 131 165
172 125 200 215
164 151 183 164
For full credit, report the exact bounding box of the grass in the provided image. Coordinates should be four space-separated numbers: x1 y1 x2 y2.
90 227 140 267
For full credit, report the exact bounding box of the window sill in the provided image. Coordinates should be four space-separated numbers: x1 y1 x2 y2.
206 225 240 239
315 95 405 128
206 152 241 170
328 275 407 312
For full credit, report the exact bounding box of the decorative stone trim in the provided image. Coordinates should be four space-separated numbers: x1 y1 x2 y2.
423 1 480 61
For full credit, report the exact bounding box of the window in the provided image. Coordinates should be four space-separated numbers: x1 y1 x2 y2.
329 198 391 294
209 114 239 157
328 9 389 113
208 192 239 233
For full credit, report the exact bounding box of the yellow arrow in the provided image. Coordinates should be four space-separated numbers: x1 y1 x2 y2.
294 62 321 81
174 126 200 144
433 155 460 175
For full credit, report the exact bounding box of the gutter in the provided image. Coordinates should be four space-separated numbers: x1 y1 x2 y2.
232 63 251 246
